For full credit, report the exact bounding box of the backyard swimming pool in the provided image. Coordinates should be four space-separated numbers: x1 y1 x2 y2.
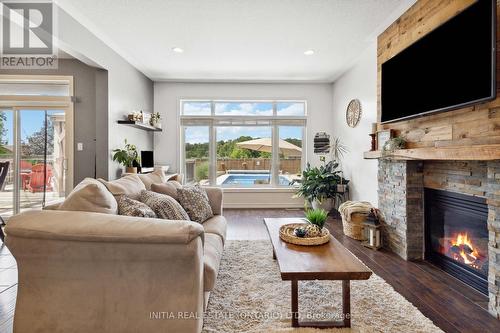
217 173 291 186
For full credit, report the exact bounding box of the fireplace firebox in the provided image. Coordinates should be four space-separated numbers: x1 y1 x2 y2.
424 188 489 295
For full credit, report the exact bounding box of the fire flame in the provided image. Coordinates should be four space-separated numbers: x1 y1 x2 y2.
452 233 478 265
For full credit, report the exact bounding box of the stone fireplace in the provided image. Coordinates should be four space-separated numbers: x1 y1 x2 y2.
378 160 500 318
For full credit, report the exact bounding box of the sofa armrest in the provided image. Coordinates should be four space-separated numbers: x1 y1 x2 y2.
5 210 204 244
204 187 223 215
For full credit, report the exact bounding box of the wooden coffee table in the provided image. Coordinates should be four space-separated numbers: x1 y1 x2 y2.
264 218 372 328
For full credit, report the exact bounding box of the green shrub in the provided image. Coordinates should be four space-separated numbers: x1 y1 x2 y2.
195 162 209 181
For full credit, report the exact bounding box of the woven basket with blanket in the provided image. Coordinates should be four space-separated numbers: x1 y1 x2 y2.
338 201 373 240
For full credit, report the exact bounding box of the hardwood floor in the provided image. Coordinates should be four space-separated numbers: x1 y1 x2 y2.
226 209 500 333
1 208 499 332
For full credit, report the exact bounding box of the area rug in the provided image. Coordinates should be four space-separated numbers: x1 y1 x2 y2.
203 240 443 333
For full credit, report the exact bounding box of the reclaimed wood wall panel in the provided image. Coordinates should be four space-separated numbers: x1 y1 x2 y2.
377 0 500 154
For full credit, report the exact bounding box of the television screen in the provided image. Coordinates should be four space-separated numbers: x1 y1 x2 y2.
381 0 495 123
141 151 154 168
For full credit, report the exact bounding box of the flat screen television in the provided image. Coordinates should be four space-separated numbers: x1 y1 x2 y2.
141 151 154 168
381 0 496 123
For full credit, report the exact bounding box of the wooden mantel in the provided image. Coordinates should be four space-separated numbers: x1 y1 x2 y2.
369 0 500 161
364 144 500 161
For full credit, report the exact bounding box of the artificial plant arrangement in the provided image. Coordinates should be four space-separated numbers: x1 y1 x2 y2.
294 209 328 238
382 135 406 156
112 139 140 173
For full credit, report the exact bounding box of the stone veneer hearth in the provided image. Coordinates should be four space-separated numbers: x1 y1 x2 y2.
378 160 500 318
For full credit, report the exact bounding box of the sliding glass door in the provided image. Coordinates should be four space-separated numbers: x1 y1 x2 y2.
0 108 69 217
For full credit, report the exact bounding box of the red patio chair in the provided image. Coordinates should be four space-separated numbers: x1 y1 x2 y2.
26 164 53 193
20 160 33 190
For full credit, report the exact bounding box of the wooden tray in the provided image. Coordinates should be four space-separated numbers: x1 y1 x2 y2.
279 223 330 246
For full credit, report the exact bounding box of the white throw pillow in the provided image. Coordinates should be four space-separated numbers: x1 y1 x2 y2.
59 178 118 214
98 174 146 200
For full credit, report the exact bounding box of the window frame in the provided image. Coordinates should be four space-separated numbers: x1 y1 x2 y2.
180 99 307 188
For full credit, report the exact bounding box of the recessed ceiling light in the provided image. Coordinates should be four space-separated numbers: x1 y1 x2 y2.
304 49 315 56
172 47 184 53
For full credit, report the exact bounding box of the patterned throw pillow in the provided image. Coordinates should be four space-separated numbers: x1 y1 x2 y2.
117 195 157 218
139 190 190 221
177 184 214 223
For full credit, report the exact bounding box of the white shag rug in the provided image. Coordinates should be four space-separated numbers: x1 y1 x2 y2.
203 240 443 333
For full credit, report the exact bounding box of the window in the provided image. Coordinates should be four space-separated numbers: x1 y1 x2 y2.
181 100 306 187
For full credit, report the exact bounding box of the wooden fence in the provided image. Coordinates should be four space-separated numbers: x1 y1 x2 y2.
216 158 301 174
191 158 299 173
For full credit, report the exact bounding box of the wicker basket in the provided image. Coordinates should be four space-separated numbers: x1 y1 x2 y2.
279 223 330 246
342 212 367 240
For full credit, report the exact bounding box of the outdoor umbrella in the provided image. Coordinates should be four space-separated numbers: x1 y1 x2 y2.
236 138 302 157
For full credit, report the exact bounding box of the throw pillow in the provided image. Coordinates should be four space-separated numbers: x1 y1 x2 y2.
98 174 146 200
59 178 118 214
177 184 214 223
137 169 166 190
151 181 182 201
117 195 157 218
139 190 190 221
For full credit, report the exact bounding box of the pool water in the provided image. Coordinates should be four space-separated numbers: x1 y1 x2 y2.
221 174 290 186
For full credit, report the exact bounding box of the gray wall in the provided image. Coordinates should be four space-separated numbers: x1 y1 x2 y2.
55 6 154 180
0 58 109 185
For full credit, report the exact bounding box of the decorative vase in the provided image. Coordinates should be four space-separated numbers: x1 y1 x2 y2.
312 198 333 212
126 167 137 174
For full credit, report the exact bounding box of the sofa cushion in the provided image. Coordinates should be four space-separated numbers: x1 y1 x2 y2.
151 181 182 201
203 233 223 292
139 190 190 221
177 184 214 223
99 174 146 200
137 169 166 190
203 215 227 244
59 178 117 214
117 195 157 218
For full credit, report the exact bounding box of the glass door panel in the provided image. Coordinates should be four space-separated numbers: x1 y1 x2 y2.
0 108 67 217
19 110 66 213
0 109 15 216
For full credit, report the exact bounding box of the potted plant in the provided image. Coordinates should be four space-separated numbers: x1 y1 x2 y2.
294 209 328 238
112 140 140 173
294 160 349 212
382 135 406 156
305 208 328 236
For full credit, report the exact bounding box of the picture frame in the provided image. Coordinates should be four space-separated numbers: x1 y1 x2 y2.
376 129 393 151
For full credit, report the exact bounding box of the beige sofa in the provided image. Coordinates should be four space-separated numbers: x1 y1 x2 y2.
5 178 226 333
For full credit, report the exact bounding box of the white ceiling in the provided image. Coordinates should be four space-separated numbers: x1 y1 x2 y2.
56 0 415 82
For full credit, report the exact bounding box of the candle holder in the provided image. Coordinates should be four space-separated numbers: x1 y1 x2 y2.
369 133 377 151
